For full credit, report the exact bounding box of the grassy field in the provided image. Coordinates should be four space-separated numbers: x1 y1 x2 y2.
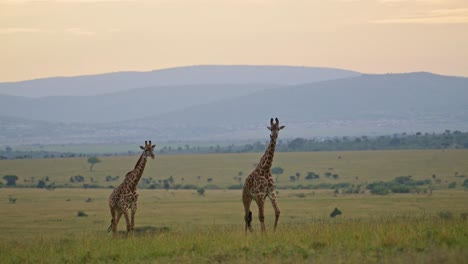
0 188 467 263
1 149 468 189
1 150 468 263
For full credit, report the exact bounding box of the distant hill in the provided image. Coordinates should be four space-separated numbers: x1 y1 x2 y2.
0 65 360 97
132 72 468 139
1 70 467 145
0 84 278 123
148 72 468 124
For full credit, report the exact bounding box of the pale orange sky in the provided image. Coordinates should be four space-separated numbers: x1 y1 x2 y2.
1 0 468 82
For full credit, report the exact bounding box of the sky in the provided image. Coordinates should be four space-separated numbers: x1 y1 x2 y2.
1 0 468 82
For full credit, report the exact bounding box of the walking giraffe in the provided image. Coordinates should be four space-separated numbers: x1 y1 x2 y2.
108 140 156 238
243 118 285 233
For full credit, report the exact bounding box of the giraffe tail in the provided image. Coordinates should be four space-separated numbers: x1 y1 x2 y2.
247 210 253 231
107 219 114 233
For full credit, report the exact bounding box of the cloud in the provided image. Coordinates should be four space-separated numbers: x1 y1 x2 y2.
371 8 468 24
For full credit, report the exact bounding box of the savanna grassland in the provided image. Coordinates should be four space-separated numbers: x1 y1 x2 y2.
1 149 468 189
1 150 468 263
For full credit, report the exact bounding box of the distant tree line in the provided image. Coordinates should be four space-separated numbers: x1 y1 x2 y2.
1 130 467 160
280 130 468 152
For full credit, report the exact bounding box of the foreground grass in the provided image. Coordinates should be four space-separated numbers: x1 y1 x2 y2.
1 216 467 264
0 189 467 263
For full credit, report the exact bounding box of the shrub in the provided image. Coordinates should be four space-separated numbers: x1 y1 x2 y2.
3 175 18 186
37 180 46 188
77 211 88 217
369 184 389 195
390 184 411 193
295 193 306 198
448 182 457 189
197 187 205 196
305 172 320 180
462 179 468 188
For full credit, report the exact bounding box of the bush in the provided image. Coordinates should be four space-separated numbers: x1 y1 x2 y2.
305 172 320 180
3 175 18 186
294 193 306 198
77 211 88 217
37 180 46 188
369 184 389 195
197 187 205 196
390 184 411 193
448 182 457 189
463 179 468 188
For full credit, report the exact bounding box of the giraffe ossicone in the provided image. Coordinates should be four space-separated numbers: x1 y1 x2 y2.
108 140 156 238
242 118 285 233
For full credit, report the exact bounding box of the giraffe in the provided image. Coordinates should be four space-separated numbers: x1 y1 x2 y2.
107 140 156 238
242 118 285 233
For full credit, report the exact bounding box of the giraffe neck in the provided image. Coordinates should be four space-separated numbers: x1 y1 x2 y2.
257 134 278 173
126 153 147 189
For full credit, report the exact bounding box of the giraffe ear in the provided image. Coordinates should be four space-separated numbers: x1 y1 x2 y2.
140 146 145 150
151 145 156 149
279 125 285 130
267 126 272 131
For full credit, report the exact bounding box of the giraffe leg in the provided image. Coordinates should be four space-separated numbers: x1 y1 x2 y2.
243 192 253 233
108 205 115 233
256 195 266 233
130 203 137 238
112 211 123 239
269 192 281 231
123 210 131 238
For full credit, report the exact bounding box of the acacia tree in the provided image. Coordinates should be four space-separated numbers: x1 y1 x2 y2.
271 167 284 182
87 157 101 172
3 175 18 186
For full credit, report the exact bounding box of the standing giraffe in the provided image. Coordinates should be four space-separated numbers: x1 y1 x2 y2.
243 118 285 233
108 140 156 238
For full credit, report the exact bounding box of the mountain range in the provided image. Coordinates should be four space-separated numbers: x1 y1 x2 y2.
0 65 467 145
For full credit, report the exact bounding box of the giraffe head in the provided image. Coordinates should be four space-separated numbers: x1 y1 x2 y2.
267 118 285 138
140 140 156 159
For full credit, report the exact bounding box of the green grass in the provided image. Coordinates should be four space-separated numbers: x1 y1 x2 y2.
1 150 468 263
0 189 467 263
1 149 468 189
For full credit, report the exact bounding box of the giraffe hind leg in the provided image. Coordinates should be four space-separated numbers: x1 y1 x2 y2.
108 205 116 233
112 212 123 238
107 219 113 233
243 194 253 233
247 210 253 232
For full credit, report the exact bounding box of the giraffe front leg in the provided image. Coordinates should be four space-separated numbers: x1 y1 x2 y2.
123 210 131 238
269 192 281 231
256 195 266 233
130 203 137 238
